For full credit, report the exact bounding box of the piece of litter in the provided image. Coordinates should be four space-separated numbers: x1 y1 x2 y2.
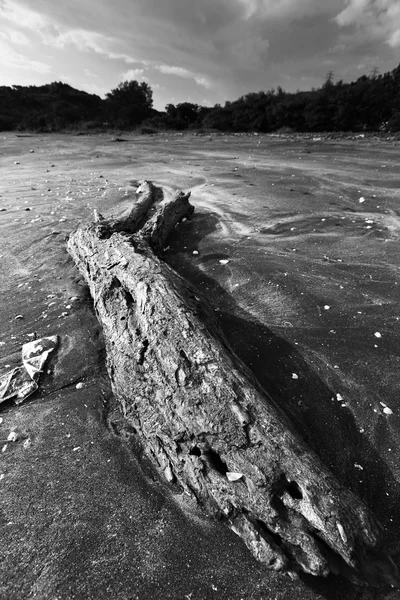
324 305 330 310
374 332 382 338
0 417 3 425
226 472 243 482
354 463 364 470
192 250 199 255
72 446 81 452
383 407 393 415
0 335 58 405
7 431 18 442
292 373 299 380
15 315 24 320
76 382 84 390
219 259 230 265
2 445 7 453
0 474 4 481
336 393 343 401
359 197 365 203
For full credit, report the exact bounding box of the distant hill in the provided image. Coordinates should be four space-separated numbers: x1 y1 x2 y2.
0 81 104 131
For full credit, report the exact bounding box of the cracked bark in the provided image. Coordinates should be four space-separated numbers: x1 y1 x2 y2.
67 182 399 587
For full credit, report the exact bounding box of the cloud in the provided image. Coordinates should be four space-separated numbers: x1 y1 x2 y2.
0 1 142 63
0 30 30 45
122 68 145 80
231 35 269 70
236 0 341 21
0 38 50 73
156 64 211 88
43 28 140 64
335 0 400 48
84 68 98 78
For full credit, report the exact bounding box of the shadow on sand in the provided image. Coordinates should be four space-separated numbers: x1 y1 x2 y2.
166 210 400 598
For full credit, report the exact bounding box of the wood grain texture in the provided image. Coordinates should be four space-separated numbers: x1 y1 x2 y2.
67 184 399 587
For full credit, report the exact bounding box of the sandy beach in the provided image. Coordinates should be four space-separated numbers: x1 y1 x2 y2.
1 131 400 599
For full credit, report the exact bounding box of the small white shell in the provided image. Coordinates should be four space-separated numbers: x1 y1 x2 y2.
337 522 347 543
226 472 243 482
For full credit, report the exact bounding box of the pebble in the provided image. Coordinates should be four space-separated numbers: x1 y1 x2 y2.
7 431 18 442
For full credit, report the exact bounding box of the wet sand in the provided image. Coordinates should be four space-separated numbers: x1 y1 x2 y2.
1 132 400 599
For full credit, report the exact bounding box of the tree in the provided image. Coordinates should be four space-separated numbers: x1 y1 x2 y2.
106 80 153 127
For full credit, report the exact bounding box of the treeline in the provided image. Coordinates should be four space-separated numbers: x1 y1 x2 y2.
1 63 400 133
0 80 155 131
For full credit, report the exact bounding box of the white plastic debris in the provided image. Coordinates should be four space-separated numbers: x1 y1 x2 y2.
354 463 364 470
219 259 230 265
336 393 343 401
383 407 393 415
374 332 382 338
324 305 330 310
7 431 18 442
359 197 365 203
76 382 84 390
0 336 58 405
292 373 299 380
226 472 243 482
192 250 199 255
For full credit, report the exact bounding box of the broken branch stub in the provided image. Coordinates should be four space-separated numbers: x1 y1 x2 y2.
67 184 398 587
106 180 161 234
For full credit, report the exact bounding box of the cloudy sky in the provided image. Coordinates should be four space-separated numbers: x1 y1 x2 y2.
0 0 399 110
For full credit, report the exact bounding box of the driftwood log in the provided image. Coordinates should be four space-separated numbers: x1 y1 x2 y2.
67 182 398 587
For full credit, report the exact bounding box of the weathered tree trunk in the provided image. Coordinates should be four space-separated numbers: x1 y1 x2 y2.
67 183 398 587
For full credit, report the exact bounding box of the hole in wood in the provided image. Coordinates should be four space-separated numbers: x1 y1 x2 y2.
138 339 149 365
204 449 228 475
123 289 135 309
286 480 303 500
189 446 201 456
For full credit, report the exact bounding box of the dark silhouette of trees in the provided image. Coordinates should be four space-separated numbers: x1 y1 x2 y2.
0 82 103 131
105 80 153 127
0 63 399 132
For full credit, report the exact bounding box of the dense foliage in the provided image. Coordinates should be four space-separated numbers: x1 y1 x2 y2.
0 62 399 132
0 82 103 131
105 80 153 127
